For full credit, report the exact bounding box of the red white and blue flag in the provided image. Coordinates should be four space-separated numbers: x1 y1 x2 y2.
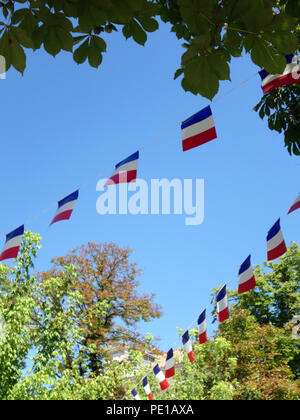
217 285 229 322
182 330 195 363
0 225 24 262
105 151 139 186
267 219 287 261
131 388 141 400
165 348 175 379
259 54 300 94
153 364 169 391
238 255 256 294
181 106 217 152
50 190 79 226
142 376 153 400
198 309 208 344
288 193 300 215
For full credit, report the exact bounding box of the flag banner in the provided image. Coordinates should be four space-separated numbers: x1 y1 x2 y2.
165 348 175 378
238 255 256 294
198 309 208 344
0 225 24 262
267 219 287 261
142 376 153 400
131 388 141 400
217 285 229 322
182 330 195 363
153 364 169 391
288 193 300 215
259 54 300 94
50 190 79 226
181 106 217 152
105 151 139 186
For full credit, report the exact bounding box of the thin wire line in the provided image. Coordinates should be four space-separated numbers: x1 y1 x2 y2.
127 306 209 399
1 70 260 244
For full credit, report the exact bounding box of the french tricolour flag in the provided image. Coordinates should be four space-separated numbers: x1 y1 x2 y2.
259 54 300 94
131 388 141 400
238 255 256 294
182 330 195 363
267 219 287 261
181 106 217 152
105 151 139 186
217 285 229 322
153 364 169 391
142 376 153 400
0 225 24 262
288 193 300 215
198 309 208 344
165 348 175 379
50 190 79 226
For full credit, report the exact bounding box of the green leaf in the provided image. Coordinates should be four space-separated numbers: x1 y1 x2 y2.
11 27 34 49
223 30 243 58
92 36 106 52
44 27 61 57
208 52 231 82
174 68 184 80
251 40 287 74
56 27 73 52
131 20 147 46
285 0 300 18
88 38 103 68
137 17 159 33
73 38 89 64
9 36 26 74
183 55 220 100
271 32 299 55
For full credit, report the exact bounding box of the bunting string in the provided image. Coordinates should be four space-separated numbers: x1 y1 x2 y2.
0 69 266 243
0 54 299 398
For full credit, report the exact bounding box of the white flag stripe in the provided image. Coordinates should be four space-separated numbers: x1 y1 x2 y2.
181 116 214 141
165 358 174 371
144 384 151 395
2 235 23 252
239 265 254 284
198 320 207 335
217 296 228 313
56 200 77 215
156 370 165 383
184 340 192 354
267 230 284 251
114 159 139 175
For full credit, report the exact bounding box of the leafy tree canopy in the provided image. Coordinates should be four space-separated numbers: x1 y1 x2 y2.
130 243 300 400
0 232 161 400
0 0 298 97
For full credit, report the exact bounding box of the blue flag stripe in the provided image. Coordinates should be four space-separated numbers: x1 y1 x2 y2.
181 106 212 130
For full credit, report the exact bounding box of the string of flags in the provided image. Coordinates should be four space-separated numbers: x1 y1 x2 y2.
259 54 300 94
0 53 299 400
127 196 296 399
0 56 299 262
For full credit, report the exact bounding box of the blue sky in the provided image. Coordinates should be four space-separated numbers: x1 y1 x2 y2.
0 21 299 352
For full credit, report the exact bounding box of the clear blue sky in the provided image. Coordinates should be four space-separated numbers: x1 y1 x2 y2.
1 21 299 352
